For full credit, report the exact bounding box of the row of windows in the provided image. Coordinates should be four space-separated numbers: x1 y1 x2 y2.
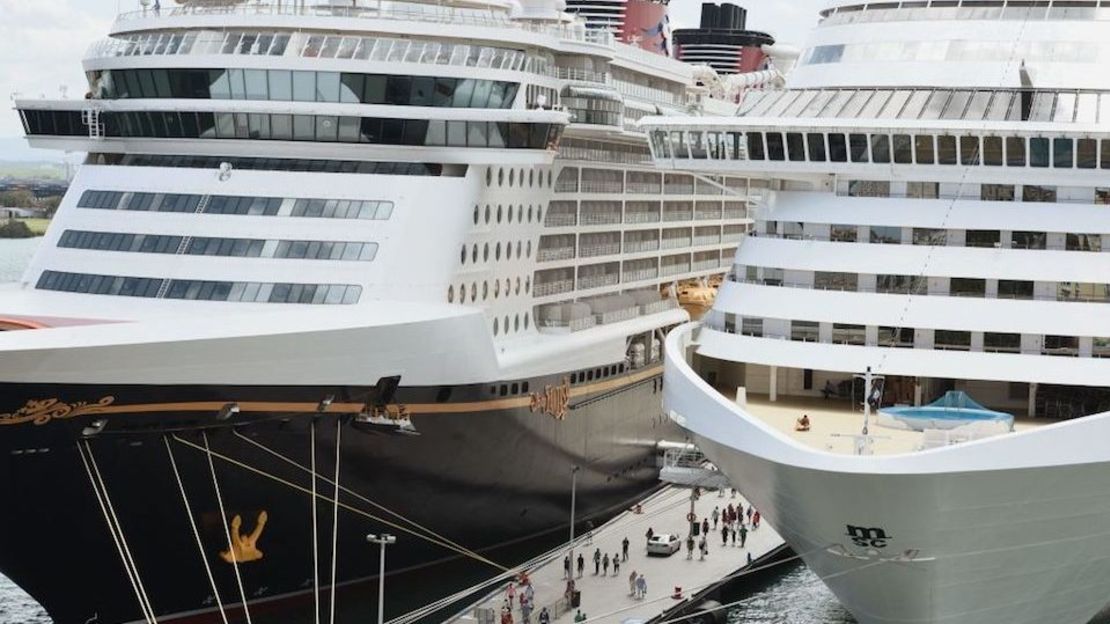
570 363 627 385
77 190 394 220
822 2 1110 25
57 230 378 261
839 180 1110 205
111 154 442 176
473 203 544 226
653 129 1110 170
92 68 519 109
491 312 531 337
21 109 562 150
764 222 1106 251
738 266 1110 303
448 277 533 303
461 240 533 265
484 167 553 189
564 95 624 127
36 271 362 305
802 40 1102 67
717 315 1110 358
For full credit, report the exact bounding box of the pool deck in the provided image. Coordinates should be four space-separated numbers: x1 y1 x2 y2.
728 393 1047 456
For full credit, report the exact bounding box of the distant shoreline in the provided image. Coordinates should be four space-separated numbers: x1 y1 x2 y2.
0 219 48 239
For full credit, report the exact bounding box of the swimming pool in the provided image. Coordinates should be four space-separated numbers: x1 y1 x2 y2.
878 391 1014 432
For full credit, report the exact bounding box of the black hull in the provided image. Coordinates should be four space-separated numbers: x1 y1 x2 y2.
0 366 678 624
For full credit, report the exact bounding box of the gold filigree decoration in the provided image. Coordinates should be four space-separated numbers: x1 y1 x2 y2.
529 378 571 421
220 511 268 564
0 396 116 427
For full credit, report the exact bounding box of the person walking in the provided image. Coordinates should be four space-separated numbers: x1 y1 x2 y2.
576 553 584 578
721 524 729 546
636 573 647 599
521 601 533 624
613 552 621 575
746 506 753 523
602 552 610 576
585 520 594 545
753 510 761 529
739 524 748 548
731 524 737 546
645 527 654 546
593 548 601 575
621 536 629 561
574 610 587 623
712 506 720 530
698 536 707 560
628 569 638 596
686 534 695 560
507 582 516 608
701 518 709 537
564 555 571 579
538 607 550 624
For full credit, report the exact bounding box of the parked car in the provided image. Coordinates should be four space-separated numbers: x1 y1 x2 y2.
646 533 681 556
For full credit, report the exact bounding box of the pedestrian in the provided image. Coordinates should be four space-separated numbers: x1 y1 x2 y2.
686 535 695 560
731 488 737 499
645 527 654 546
524 581 534 605
739 524 748 547
574 610 587 623
521 601 533 624
721 524 729 546
613 552 620 575
538 607 550 624
628 569 637 596
747 552 753 566
726 503 735 521
564 555 571 579
731 525 737 546
507 582 516 607
701 518 709 536
712 506 720 529
603 552 610 575
501 602 514 624
622 536 629 561
746 506 753 523
753 510 761 528
637 573 647 599
593 548 601 575
577 553 584 578
698 536 707 560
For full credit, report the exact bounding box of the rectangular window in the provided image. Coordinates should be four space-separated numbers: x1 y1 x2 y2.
315 72 341 102
1066 234 1102 252
1010 231 1045 249
832 323 866 346
914 135 935 164
1077 139 1098 169
959 136 980 165
965 230 1000 248
1023 185 1057 203
878 326 915 348
765 132 785 161
950 278 987 297
847 180 890 198
877 275 925 295
892 134 912 164
983 136 1003 166
907 182 938 199
790 320 820 343
815 271 858 291
746 133 765 160
244 69 268 100
292 71 315 102
1030 137 1050 167
807 133 827 161
870 226 902 244
1006 136 1026 166
828 133 848 162
830 224 857 242
937 135 957 165
1102 139 1110 169
984 332 1022 353
849 134 869 163
1043 335 1079 356
935 330 972 350
998 280 1034 299
981 184 1014 201
1053 138 1074 168
871 134 891 164
786 132 806 161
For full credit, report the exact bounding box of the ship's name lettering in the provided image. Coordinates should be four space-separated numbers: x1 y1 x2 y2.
846 525 891 549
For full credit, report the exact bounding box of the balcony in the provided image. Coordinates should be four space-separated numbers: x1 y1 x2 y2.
538 247 576 262
534 279 575 298
580 243 621 258
624 240 660 253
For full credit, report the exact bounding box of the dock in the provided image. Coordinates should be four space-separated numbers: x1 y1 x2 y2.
452 484 784 624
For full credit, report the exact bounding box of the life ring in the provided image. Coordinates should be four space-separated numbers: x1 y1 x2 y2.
686 512 697 523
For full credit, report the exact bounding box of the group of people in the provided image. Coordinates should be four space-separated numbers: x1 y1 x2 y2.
500 575 538 624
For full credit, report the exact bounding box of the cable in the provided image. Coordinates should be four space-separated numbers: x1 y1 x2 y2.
328 419 342 624
202 431 253 624
164 436 229 624
310 420 320 624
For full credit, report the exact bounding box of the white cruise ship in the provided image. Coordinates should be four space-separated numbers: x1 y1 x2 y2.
644 2 1110 623
0 1 782 623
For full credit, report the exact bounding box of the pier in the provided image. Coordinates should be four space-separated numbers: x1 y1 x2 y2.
453 484 784 624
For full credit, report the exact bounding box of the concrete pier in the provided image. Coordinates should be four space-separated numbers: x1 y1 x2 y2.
454 485 783 624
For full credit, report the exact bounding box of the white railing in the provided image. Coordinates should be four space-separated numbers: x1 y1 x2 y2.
579 213 621 225
537 247 576 262
544 214 577 227
625 212 660 224
624 241 659 253
661 238 692 250
598 306 640 325
578 274 619 290
623 268 659 282
661 263 691 277
580 243 621 258
534 279 575 297
694 236 721 246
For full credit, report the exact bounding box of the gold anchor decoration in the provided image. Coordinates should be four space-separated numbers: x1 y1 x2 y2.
220 511 268 564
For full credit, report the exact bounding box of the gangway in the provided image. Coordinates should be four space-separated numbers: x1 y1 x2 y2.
658 446 731 489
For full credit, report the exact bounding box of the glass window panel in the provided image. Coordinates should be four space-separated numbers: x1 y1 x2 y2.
1053 138 1074 168
937 135 957 164
849 134 869 162
292 71 315 102
960 136 980 165
828 134 848 162
1030 137 1050 167
965 91 993 120
315 116 338 141
786 133 806 161
807 133 826 161
892 134 912 164
271 114 292 140
941 90 972 119
878 90 911 119
293 115 315 140
871 134 891 164
228 68 246 100
316 72 340 102
1078 139 1098 169
986 92 1015 121
243 69 268 100
982 136 1003 166
900 89 932 119
765 133 785 161
1054 92 1077 123
1006 137 1026 166
746 133 765 160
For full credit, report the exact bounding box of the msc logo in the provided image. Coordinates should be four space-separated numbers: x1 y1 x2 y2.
846 525 891 549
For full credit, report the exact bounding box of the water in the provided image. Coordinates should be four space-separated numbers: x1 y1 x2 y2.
727 562 856 624
0 238 48 623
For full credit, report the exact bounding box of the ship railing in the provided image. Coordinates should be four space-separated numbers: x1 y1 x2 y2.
537 247 576 262
114 2 614 46
623 241 660 253
579 243 621 258
534 279 575 298
577 274 619 290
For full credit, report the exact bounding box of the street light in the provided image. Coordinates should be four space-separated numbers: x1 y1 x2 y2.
568 466 580 579
367 533 396 624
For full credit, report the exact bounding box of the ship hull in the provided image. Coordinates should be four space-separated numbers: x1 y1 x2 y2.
664 323 1110 624
0 370 675 624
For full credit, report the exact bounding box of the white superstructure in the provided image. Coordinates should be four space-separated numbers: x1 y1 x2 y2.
643 2 1110 623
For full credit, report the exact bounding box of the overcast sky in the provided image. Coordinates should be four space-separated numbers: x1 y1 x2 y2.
0 0 823 150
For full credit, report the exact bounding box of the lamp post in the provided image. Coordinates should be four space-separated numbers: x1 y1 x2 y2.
367 533 396 624
568 466 580 578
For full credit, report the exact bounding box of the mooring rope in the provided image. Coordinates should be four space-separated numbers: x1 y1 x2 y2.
328 419 343 624
310 420 321 624
202 431 253 624
163 436 229 624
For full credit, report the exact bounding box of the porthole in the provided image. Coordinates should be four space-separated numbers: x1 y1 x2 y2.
472 244 479 263
505 278 511 294
547 170 553 187
516 241 522 258
537 207 544 223
495 280 502 298
525 277 531 293
515 277 522 295
470 282 478 302
504 315 510 333
526 241 532 258
493 318 499 335
496 242 502 260
497 205 503 223
514 315 521 332
518 169 525 186
498 168 504 187
484 243 490 261
517 205 523 222
509 169 516 187
448 286 455 303
528 206 534 222
460 245 467 264
486 169 492 186
485 205 491 224
508 206 514 224
529 170 535 187
524 312 530 330
473 205 479 224
512 382 519 394
483 281 489 300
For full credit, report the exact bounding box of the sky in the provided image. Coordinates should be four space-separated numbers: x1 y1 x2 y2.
0 0 824 158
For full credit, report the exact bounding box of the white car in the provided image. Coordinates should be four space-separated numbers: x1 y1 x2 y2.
646 533 681 556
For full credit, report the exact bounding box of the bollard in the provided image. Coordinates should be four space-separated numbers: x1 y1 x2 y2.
672 586 683 600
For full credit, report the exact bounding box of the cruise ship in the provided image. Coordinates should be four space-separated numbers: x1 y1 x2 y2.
0 1 782 623
645 1 1110 623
